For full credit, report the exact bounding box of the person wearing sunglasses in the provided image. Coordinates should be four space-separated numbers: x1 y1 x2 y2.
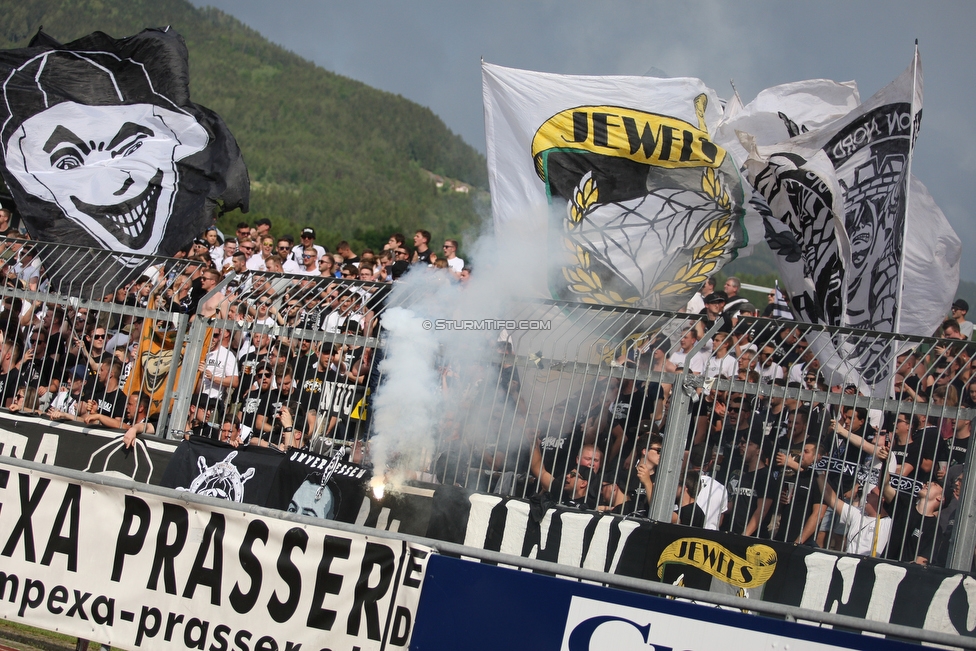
241 240 265 271
293 228 328 267
241 362 280 444
442 239 464 276
299 246 320 274
68 325 109 380
317 255 336 277
276 238 304 274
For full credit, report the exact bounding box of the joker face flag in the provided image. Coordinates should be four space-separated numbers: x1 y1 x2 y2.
483 63 757 311
0 28 248 287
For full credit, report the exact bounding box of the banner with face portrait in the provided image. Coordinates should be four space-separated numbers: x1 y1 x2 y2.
741 52 922 394
483 63 760 312
715 74 959 344
0 28 249 292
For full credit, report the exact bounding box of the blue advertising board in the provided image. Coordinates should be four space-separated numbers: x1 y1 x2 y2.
411 555 919 651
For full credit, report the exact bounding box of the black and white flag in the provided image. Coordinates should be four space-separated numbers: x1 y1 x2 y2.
0 28 248 289
741 52 923 393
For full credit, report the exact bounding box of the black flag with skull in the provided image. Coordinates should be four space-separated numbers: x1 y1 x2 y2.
0 27 248 292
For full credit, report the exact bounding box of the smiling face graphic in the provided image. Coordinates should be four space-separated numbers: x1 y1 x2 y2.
4 101 208 255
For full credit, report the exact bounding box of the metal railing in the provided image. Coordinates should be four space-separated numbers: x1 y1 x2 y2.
0 235 973 575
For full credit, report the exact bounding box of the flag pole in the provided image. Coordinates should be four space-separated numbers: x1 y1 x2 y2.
729 79 743 106
894 41 920 338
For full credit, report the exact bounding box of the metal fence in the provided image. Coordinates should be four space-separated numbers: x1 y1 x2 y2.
0 235 973 574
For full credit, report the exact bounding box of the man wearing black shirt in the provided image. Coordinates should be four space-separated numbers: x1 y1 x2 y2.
674 470 707 527
724 424 774 536
240 363 278 441
412 230 435 265
296 345 344 442
904 417 946 482
698 291 732 335
772 439 826 545
82 359 127 429
884 480 943 565
0 337 21 407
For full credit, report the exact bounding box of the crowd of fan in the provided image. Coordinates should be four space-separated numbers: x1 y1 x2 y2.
484 280 976 569
0 218 466 449
0 209 972 569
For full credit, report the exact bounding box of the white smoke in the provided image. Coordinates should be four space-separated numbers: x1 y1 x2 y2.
368 211 553 488
368 306 442 486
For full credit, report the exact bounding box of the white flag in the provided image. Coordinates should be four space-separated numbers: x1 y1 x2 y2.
715 79 861 300
901 176 961 338
483 62 756 311
715 78 861 171
742 52 922 392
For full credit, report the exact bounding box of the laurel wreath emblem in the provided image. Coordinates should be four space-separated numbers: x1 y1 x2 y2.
561 172 642 306
562 167 732 307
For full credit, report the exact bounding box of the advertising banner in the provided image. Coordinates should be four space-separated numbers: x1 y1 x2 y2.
412 555 917 651
425 487 976 637
0 460 429 651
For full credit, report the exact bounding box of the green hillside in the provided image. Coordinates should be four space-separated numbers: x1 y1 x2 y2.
0 0 489 253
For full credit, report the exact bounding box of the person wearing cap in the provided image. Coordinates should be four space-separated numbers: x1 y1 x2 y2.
557 466 595 509
950 299 973 340
291 228 327 267
698 290 732 334
189 236 211 262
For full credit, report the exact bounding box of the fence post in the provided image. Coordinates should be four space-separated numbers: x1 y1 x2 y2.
948 446 976 571
649 371 693 522
169 317 211 437
153 311 189 436
647 319 722 523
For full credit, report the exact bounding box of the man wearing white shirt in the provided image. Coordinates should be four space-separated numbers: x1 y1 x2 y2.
290 228 327 266
298 246 321 276
756 343 785 383
684 443 728 531
277 238 304 274
703 333 737 379
240 240 265 271
669 329 706 374
199 329 239 401
442 239 464 275
686 277 714 314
